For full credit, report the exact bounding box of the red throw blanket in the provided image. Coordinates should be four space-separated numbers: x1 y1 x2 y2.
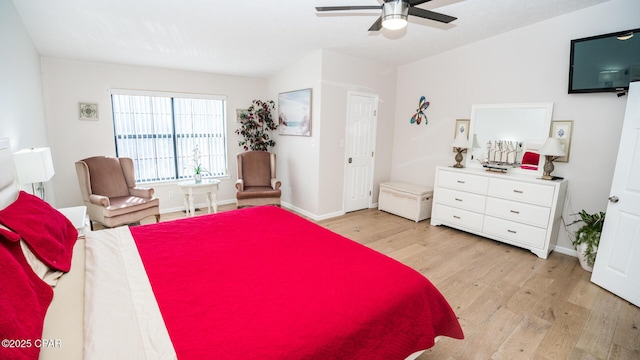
0 240 54 360
131 207 463 359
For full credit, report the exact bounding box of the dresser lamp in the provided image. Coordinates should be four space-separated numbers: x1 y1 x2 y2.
13 147 55 200
538 138 566 180
451 133 471 168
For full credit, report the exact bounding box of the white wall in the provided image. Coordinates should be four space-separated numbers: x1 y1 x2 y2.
0 0 51 198
319 51 397 216
267 51 323 216
392 0 639 252
41 58 267 210
266 50 396 219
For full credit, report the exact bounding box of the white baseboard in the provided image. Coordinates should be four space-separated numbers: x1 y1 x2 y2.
281 201 345 221
553 245 578 258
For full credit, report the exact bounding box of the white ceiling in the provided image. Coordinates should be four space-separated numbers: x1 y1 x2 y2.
12 0 609 78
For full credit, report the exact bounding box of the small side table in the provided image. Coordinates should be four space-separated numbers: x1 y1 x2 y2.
57 206 89 238
177 179 221 217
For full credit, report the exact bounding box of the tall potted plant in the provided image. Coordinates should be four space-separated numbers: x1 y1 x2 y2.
569 210 605 271
235 99 277 151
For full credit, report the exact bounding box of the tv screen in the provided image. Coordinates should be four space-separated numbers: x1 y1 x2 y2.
569 28 640 94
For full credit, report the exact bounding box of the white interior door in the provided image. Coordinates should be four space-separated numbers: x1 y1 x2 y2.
591 81 640 307
344 92 377 213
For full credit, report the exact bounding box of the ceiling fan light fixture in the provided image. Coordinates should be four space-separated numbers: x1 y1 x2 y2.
382 1 409 30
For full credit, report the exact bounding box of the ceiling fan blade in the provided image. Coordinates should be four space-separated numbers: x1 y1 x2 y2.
408 0 433 6
316 6 381 12
368 16 383 31
408 7 456 23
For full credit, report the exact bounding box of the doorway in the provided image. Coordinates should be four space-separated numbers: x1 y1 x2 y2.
344 92 378 213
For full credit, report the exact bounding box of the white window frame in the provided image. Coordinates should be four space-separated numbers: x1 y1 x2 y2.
110 89 228 183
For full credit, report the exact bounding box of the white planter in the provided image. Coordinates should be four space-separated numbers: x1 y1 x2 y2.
194 174 202 183
576 242 596 272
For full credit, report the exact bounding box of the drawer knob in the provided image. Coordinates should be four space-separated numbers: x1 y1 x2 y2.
455 198 463 202
510 210 520 214
507 229 517 234
457 180 466 184
513 189 524 194
453 215 461 219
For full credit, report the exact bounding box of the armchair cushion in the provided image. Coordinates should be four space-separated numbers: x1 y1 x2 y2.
236 187 281 200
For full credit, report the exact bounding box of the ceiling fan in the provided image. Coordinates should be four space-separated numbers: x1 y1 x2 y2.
316 0 457 31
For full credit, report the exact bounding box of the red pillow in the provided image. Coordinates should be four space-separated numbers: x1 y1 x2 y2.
0 191 77 272
521 151 540 170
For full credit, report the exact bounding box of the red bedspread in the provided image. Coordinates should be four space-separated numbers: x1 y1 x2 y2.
131 207 463 359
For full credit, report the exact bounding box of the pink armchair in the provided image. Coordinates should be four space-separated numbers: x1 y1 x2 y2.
75 156 160 229
235 151 281 208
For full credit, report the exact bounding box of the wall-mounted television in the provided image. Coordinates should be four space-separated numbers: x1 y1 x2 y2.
569 28 640 94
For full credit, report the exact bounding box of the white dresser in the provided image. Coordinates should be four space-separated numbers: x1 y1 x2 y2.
430 166 567 259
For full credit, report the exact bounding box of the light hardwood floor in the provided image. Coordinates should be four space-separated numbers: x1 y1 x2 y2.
144 206 640 360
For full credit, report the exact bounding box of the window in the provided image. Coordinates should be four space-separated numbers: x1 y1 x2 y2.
111 90 227 183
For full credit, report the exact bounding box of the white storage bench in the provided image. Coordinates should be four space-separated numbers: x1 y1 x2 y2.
378 182 433 222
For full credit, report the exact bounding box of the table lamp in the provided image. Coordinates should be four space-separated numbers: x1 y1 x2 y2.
13 147 55 200
451 133 471 168
538 138 566 180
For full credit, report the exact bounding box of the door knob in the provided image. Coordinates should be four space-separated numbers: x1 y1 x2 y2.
348 157 352 163
608 195 619 203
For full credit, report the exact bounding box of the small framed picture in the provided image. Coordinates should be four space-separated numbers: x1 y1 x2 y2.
453 119 470 151
79 103 99 120
550 120 573 162
236 109 249 123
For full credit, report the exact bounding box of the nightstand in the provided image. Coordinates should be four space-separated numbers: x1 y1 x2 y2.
57 206 89 238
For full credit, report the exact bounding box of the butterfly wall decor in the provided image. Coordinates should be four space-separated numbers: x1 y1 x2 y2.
410 96 429 125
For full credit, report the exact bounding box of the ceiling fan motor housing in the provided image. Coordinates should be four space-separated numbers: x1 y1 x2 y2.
382 0 409 30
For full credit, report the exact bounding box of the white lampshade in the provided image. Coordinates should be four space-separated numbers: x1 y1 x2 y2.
382 1 408 30
13 147 55 184
539 138 566 157
451 133 471 149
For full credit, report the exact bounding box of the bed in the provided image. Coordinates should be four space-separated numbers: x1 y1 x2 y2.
0 138 463 360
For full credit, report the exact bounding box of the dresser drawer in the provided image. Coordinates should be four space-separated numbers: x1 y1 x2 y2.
488 178 554 206
434 187 487 213
483 216 547 249
432 203 484 232
437 170 489 195
485 197 551 228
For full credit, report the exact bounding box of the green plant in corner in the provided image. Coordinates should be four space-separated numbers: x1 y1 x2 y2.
235 99 277 151
569 210 605 268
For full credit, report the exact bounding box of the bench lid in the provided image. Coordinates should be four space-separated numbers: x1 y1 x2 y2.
380 182 433 196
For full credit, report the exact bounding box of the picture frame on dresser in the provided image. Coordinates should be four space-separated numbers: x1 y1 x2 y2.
452 119 470 152
550 120 573 162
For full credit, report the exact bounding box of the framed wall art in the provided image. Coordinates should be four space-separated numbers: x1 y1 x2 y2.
79 103 98 120
550 120 573 162
236 109 249 123
453 119 470 152
278 88 312 136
